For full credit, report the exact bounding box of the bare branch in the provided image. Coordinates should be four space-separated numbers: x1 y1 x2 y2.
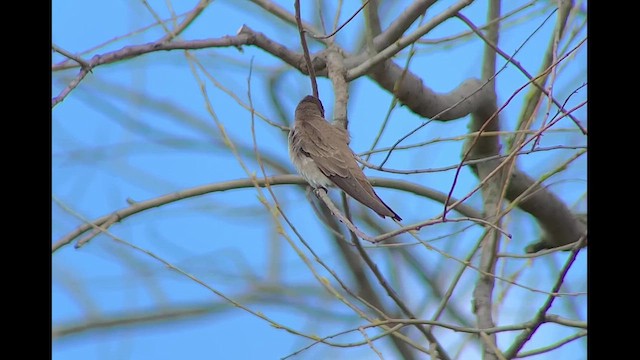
544 314 587 329
469 2 502 359
52 0 213 108
347 0 473 80
51 67 92 107
507 162 587 253
514 0 577 144
516 331 587 358
320 207 421 360
295 0 320 97
158 0 212 42
504 237 586 358
54 175 479 252
249 0 327 41
315 188 375 241
370 66 493 121
316 1 370 40
371 0 437 51
326 47 349 128
52 44 91 68
362 0 381 38
349 226 453 360
456 11 586 134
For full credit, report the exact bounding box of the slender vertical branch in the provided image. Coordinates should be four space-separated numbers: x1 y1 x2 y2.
512 0 574 151
470 1 503 360
363 0 381 52
295 0 319 98
326 48 349 128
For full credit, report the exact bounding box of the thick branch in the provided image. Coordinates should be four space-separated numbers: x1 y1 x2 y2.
51 26 311 75
52 25 488 124
370 61 493 121
363 0 382 38
508 170 587 252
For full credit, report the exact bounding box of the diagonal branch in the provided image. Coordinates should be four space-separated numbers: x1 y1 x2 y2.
371 0 437 51
455 11 586 134
347 0 473 80
504 236 586 358
249 0 327 41
350 231 453 360
158 0 212 42
320 206 420 360
514 0 577 144
52 0 213 108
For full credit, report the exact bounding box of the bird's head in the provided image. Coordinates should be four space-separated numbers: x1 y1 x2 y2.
296 95 325 118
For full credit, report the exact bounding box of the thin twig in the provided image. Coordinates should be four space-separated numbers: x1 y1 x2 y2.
544 314 587 329
249 0 327 42
52 45 91 68
349 220 452 360
52 10 193 70
480 331 507 360
52 175 438 252
427 236 483 331
314 1 369 39
504 236 587 358
357 326 385 359
455 12 586 134
160 0 211 42
53 1 213 108
516 331 587 358
358 144 585 175
496 242 577 258
54 196 344 345
52 67 91 107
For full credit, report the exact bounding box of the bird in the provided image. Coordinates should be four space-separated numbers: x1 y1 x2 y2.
288 95 402 221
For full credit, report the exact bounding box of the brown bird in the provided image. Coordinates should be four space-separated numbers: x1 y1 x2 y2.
289 95 402 221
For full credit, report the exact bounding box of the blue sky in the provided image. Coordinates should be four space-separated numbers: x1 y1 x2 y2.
52 1 587 359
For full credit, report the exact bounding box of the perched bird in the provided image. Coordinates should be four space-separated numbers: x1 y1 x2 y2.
288 95 402 221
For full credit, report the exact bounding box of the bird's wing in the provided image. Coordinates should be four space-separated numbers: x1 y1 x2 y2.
297 115 351 178
298 116 401 220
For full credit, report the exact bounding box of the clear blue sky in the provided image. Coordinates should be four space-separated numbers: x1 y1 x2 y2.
52 1 587 359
